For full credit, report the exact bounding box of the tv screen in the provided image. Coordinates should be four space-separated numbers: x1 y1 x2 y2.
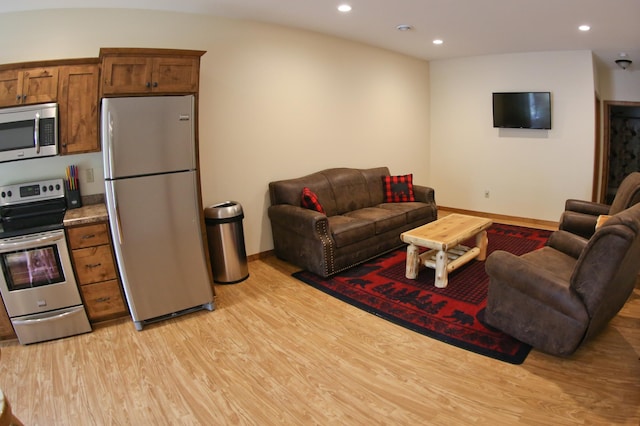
492 92 551 129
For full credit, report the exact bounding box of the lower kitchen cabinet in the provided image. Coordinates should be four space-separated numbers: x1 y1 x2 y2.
0 302 16 340
67 221 128 322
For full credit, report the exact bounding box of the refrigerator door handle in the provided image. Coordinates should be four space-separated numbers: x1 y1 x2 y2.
105 110 115 177
113 192 124 245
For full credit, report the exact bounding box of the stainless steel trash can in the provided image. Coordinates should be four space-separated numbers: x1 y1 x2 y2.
204 201 249 284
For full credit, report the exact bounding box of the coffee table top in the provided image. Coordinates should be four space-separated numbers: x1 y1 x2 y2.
401 214 493 251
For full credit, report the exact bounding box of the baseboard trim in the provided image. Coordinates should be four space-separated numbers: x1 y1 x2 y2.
438 206 559 231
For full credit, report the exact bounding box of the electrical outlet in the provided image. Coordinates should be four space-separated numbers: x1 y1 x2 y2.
484 190 490 198
86 168 94 183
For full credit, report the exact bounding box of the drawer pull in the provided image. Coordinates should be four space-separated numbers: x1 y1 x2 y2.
95 297 111 303
81 234 96 239
86 263 102 269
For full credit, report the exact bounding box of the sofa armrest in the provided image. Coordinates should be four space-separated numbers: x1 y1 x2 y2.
546 230 587 259
413 184 436 204
268 204 329 238
486 251 586 319
564 199 610 216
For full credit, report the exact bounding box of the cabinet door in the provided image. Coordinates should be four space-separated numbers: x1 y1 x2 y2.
0 69 20 107
21 67 59 104
80 280 127 321
151 56 199 93
102 56 153 95
0 301 16 340
67 223 110 249
58 64 100 154
72 245 118 285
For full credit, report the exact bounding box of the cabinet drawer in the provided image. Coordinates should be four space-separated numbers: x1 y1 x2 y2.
72 244 117 285
68 223 110 249
80 280 127 321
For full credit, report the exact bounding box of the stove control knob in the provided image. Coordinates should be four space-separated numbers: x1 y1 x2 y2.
42 186 47 192
49 185 54 191
55 184 61 191
1 191 5 198
6 190 11 197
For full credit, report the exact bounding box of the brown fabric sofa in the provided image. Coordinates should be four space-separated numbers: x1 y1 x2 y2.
559 171 640 239
268 167 437 277
485 203 640 356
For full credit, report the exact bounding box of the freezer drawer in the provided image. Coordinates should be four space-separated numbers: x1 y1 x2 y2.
11 305 91 345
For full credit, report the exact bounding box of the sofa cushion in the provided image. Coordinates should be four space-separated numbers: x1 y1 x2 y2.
382 174 415 202
328 215 376 248
324 168 373 214
345 207 406 234
301 187 325 214
378 202 434 223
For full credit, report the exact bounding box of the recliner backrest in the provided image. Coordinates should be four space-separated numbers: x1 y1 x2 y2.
570 203 640 341
609 172 640 214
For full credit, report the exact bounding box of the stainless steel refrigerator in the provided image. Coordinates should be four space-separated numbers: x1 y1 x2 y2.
102 95 214 331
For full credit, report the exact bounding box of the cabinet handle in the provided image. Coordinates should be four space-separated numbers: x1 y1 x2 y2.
16 95 21 102
86 263 102 269
81 234 96 240
146 82 151 88
95 297 111 303
22 95 26 101
153 82 158 88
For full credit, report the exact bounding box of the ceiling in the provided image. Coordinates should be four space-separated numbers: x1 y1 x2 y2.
2 0 639 70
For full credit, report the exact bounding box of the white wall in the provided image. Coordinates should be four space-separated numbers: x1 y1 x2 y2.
429 51 596 221
0 9 431 256
597 64 640 101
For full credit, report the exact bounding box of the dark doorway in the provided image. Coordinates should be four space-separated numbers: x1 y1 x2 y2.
602 102 640 203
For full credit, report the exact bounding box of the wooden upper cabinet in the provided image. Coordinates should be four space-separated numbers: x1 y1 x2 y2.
0 67 58 107
100 48 204 96
58 63 100 154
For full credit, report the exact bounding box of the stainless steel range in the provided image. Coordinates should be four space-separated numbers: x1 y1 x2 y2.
0 178 91 344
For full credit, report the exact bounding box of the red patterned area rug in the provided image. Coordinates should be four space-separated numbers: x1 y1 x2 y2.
292 223 552 364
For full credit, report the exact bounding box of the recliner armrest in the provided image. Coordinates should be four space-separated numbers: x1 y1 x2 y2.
486 250 587 320
546 230 587 259
564 199 610 216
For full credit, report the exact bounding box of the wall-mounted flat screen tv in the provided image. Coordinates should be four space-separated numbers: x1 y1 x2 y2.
492 92 551 129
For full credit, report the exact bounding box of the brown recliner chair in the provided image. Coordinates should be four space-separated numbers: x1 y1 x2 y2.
559 172 640 239
484 203 640 356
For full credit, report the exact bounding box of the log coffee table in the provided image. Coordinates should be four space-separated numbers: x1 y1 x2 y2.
400 214 493 288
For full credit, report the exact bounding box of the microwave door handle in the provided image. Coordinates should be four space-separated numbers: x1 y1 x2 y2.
34 112 40 154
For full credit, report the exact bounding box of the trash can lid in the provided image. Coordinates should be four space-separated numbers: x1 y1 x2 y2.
205 201 243 219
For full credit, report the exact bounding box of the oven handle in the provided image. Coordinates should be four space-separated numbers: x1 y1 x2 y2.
11 306 82 326
34 111 41 154
0 232 64 251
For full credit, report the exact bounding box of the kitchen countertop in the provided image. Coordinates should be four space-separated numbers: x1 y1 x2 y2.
63 203 108 227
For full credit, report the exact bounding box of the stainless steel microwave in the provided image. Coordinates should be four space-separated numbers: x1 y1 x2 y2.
0 102 58 163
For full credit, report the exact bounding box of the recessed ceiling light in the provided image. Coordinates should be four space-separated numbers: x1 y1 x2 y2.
396 24 413 31
579 24 591 32
433 39 444 45
337 4 352 12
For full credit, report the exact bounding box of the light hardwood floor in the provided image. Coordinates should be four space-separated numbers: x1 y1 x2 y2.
1 217 639 425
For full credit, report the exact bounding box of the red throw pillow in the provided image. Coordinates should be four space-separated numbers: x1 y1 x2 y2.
301 187 325 214
382 174 416 202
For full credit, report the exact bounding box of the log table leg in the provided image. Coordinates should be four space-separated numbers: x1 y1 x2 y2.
434 249 448 288
405 243 420 279
476 230 488 261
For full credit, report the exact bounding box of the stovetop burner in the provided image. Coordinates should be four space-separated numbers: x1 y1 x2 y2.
0 178 67 239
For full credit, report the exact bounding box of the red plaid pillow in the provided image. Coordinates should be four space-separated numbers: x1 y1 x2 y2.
382 174 415 202
301 187 325 214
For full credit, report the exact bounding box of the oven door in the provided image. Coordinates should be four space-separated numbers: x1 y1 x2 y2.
0 229 82 318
